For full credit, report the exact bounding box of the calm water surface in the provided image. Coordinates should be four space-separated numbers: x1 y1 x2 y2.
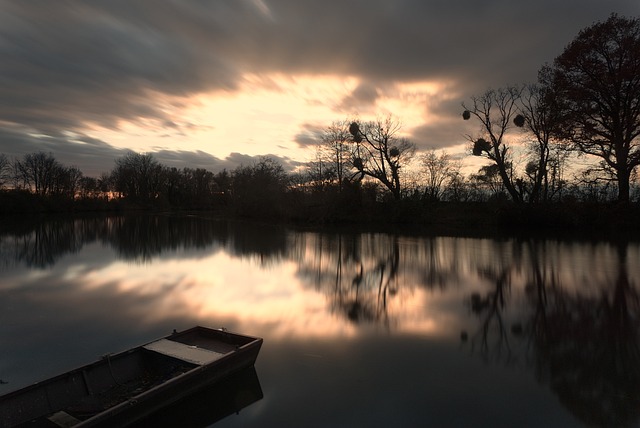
1 214 639 427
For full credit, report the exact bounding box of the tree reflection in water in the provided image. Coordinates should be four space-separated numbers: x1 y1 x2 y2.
299 232 474 333
467 266 514 364
533 242 640 427
466 240 640 427
297 233 402 328
338 238 400 326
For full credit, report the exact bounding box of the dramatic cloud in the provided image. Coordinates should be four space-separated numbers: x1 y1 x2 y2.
293 123 326 149
0 0 638 175
339 82 381 112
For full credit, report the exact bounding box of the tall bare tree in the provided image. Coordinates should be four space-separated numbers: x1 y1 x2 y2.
320 120 353 191
542 14 640 203
518 83 568 202
463 86 524 203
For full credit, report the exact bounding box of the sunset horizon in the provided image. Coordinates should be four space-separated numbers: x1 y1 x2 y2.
2 1 637 178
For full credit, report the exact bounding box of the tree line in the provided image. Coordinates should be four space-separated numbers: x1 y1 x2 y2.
464 14 640 204
309 14 640 206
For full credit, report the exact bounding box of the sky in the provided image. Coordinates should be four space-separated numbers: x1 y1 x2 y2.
1 1 639 178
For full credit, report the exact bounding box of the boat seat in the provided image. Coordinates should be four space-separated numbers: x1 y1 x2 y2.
143 339 226 365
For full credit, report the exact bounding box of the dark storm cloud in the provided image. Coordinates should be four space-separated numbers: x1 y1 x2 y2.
338 82 380 112
260 0 639 88
0 1 247 132
0 127 129 177
293 123 326 148
0 0 638 171
154 149 300 173
222 152 301 172
410 121 471 151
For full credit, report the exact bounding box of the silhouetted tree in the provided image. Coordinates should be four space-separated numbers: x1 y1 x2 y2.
51 165 82 199
420 149 461 201
78 176 99 199
571 167 618 202
306 147 336 191
470 164 506 200
518 83 569 202
190 167 217 207
462 86 524 202
213 169 232 194
231 156 289 218
0 154 9 189
111 152 164 201
348 116 416 200
442 170 471 202
542 14 640 203
319 120 354 191
15 151 61 195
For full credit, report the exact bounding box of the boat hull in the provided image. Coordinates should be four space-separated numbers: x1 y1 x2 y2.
0 326 263 428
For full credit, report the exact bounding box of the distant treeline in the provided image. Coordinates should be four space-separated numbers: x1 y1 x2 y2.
0 150 638 237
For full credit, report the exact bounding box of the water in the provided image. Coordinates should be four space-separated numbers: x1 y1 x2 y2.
0 214 638 427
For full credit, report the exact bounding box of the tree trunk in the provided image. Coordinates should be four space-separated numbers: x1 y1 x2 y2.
493 147 522 203
617 167 630 204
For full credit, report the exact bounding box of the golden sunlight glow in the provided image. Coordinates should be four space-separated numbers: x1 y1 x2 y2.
81 73 458 165
381 80 459 128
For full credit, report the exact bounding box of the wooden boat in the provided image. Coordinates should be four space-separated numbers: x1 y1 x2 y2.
0 326 263 428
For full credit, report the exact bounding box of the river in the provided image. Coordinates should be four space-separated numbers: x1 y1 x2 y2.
1 214 638 427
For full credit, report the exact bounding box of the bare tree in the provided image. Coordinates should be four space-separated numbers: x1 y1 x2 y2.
0 154 9 189
463 86 524 202
543 14 640 203
97 172 112 194
320 120 354 191
348 116 416 201
420 149 461 201
79 176 99 199
51 165 83 198
231 156 289 218
443 170 471 202
470 164 507 200
15 151 61 195
111 152 164 200
518 83 570 202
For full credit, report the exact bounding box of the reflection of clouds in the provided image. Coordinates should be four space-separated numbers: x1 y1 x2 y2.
4 218 640 346
3 238 475 341
66 252 358 339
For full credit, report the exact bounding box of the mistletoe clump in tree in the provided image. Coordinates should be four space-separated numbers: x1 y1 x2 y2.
347 116 416 201
462 86 525 203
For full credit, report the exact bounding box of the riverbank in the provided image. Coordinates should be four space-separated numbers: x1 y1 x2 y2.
1 189 638 240
287 201 640 241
